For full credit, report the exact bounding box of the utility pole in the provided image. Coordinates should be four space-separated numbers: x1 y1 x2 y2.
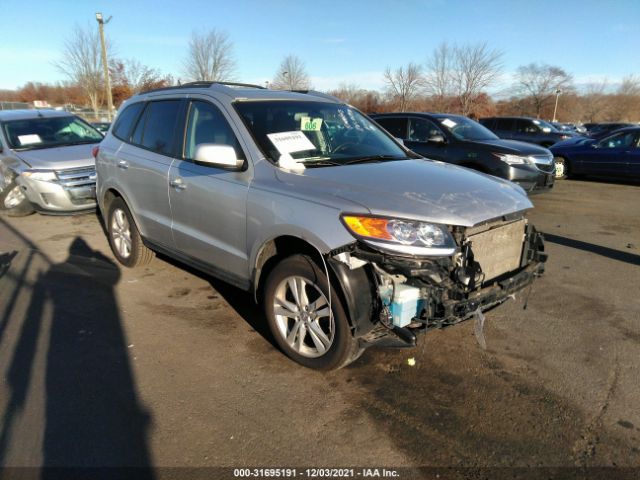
552 88 562 123
96 12 114 121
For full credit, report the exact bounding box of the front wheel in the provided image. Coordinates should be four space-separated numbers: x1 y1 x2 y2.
0 180 34 217
263 255 362 370
554 156 569 179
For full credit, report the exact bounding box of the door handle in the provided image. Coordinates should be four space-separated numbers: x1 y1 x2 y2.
117 160 129 170
170 178 187 191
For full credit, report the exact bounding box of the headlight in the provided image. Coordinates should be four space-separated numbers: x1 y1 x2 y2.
22 170 57 182
493 153 532 165
341 214 456 256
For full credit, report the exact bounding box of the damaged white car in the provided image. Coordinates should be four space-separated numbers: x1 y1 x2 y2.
0 109 101 216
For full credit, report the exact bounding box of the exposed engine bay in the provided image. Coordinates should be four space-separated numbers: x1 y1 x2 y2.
328 215 547 348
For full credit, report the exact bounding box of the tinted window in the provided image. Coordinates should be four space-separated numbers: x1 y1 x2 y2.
494 118 513 130
375 117 408 139
137 100 181 155
435 116 498 141
598 131 639 149
112 103 144 140
515 119 538 133
184 101 245 161
408 118 442 142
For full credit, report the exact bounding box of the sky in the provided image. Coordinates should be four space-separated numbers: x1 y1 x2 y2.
1 0 639 94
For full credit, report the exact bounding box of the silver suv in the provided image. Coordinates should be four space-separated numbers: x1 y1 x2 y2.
0 109 102 216
96 82 547 370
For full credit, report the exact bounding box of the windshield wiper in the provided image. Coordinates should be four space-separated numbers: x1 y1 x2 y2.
299 159 342 167
343 155 409 165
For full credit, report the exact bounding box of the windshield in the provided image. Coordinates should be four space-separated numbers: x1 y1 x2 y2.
435 116 498 141
2 115 103 150
234 101 410 166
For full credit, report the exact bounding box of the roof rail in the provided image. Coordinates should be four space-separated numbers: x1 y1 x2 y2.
141 81 266 95
288 90 341 102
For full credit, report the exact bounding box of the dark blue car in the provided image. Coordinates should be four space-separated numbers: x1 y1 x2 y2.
550 127 640 180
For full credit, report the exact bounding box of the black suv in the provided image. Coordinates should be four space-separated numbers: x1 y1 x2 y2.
371 113 555 193
480 116 577 147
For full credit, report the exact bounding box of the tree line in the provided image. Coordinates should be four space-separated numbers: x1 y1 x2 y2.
1 25 638 123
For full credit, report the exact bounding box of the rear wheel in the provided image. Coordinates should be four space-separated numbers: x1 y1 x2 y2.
263 254 362 370
554 156 569 179
0 180 35 217
107 197 154 267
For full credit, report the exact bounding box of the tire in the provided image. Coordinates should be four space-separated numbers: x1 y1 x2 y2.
107 197 154 268
0 180 35 217
263 254 361 370
554 156 569 179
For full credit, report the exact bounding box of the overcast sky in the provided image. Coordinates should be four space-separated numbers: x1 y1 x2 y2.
1 0 638 92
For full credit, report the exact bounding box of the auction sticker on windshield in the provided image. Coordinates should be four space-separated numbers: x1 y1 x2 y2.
441 118 457 128
267 131 315 154
18 134 42 145
300 117 323 131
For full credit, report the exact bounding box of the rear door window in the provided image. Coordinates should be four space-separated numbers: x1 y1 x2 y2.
495 118 514 130
131 100 182 155
374 117 408 139
516 119 538 133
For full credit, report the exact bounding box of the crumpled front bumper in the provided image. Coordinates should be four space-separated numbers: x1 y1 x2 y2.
16 174 96 214
330 223 547 348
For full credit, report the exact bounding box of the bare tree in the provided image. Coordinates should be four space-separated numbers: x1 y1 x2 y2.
424 42 453 111
451 43 503 116
383 62 424 112
618 74 640 96
183 29 236 82
55 24 104 114
581 79 609 122
514 63 573 118
271 55 311 90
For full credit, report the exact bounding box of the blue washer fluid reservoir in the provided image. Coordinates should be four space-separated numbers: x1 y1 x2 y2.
379 283 424 328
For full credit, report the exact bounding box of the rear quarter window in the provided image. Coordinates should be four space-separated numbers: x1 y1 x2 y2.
112 102 144 141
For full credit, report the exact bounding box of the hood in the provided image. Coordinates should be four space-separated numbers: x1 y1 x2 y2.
276 159 532 227
14 144 98 170
473 138 551 155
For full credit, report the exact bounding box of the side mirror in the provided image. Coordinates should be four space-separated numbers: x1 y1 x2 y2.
428 134 446 144
193 144 243 169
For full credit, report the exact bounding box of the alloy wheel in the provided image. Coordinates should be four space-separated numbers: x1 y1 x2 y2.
111 208 132 258
272 275 334 358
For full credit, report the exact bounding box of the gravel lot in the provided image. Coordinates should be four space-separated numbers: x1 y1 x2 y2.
0 179 639 478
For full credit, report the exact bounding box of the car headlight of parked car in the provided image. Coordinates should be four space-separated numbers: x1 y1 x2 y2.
22 170 58 182
492 153 534 165
341 214 456 256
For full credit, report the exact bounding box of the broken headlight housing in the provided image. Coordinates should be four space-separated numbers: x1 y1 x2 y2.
341 214 456 256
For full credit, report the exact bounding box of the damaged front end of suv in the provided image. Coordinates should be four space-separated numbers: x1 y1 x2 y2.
327 213 547 348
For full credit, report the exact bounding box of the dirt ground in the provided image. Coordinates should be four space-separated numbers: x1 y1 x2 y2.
0 179 639 478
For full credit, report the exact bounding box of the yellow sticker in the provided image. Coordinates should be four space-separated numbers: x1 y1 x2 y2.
300 117 323 131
